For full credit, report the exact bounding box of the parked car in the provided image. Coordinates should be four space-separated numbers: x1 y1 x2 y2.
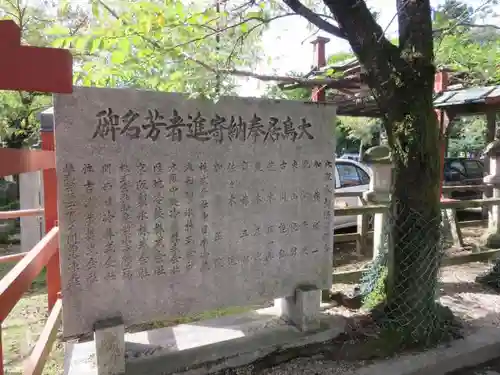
334 159 371 229
443 158 485 200
339 152 361 162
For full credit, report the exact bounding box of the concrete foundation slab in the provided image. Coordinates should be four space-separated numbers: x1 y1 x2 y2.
64 305 345 375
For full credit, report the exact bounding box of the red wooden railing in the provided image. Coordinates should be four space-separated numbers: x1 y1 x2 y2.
0 17 72 375
0 147 61 375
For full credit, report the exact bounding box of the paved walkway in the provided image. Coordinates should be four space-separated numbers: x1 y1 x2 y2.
447 357 500 375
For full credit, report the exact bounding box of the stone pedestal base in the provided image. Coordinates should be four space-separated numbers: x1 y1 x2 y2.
94 317 125 375
274 285 321 332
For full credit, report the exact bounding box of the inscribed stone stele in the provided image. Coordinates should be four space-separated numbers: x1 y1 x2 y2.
54 87 336 339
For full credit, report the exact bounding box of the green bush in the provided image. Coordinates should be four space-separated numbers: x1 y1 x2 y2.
363 266 388 310
0 200 21 243
0 200 20 211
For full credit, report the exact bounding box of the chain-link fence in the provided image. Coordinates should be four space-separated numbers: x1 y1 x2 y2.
356 200 461 349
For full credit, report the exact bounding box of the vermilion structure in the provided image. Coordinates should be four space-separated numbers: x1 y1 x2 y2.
0 19 72 375
0 19 72 93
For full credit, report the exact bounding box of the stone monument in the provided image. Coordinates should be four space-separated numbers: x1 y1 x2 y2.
54 87 336 373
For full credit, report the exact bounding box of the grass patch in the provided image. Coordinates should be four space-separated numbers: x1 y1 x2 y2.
1 255 63 375
2 293 64 375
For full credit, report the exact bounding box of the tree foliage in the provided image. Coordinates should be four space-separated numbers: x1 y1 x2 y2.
434 0 500 86
448 116 488 157
49 0 271 96
433 0 500 156
338 116 380 153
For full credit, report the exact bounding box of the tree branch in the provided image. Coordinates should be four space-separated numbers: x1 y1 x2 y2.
283 0 346 39
459 23 500 30
322 0 403 95
95 0 119 19
180 52 361 89
434 22 500 33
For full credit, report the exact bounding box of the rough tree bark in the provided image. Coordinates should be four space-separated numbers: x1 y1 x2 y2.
285 0 456 344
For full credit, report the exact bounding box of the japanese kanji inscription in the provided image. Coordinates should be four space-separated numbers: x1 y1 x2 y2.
54 87 336 339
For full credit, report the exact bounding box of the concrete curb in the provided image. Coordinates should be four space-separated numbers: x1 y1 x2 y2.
350 327 500 375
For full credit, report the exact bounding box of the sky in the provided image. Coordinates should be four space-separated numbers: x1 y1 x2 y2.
237 0 499 96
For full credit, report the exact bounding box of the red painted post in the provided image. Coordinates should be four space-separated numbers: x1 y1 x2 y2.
0 18 72 374
311 36 330 102
434 70 450 197
42 130 60 311
0 326 3 375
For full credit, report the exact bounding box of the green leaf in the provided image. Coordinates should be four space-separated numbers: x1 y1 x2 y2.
75 37 88 51
52 37 68 48
93 38 105 53
174 1 185 17
92 1 100 18
111 51 127 64
82 62 95 72
85 37 96 52
118 38 130 54
45 25 70 36
169 71 184 81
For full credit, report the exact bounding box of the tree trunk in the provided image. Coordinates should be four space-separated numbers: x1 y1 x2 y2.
287 0 459 345
381 74 456 342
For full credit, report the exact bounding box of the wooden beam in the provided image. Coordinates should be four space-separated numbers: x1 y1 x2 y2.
0 20 72 93
442 185 489 192
335 231 374 243
441 198 500 209
23 299 63 375
332 248 500 284
0 252 27 264
335 204 388 216
0 148 55 177
0 208 44 220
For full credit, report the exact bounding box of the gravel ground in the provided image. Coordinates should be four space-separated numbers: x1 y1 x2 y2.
216 262 500 375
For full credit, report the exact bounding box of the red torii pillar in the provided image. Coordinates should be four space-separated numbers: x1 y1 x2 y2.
0 19 72 308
